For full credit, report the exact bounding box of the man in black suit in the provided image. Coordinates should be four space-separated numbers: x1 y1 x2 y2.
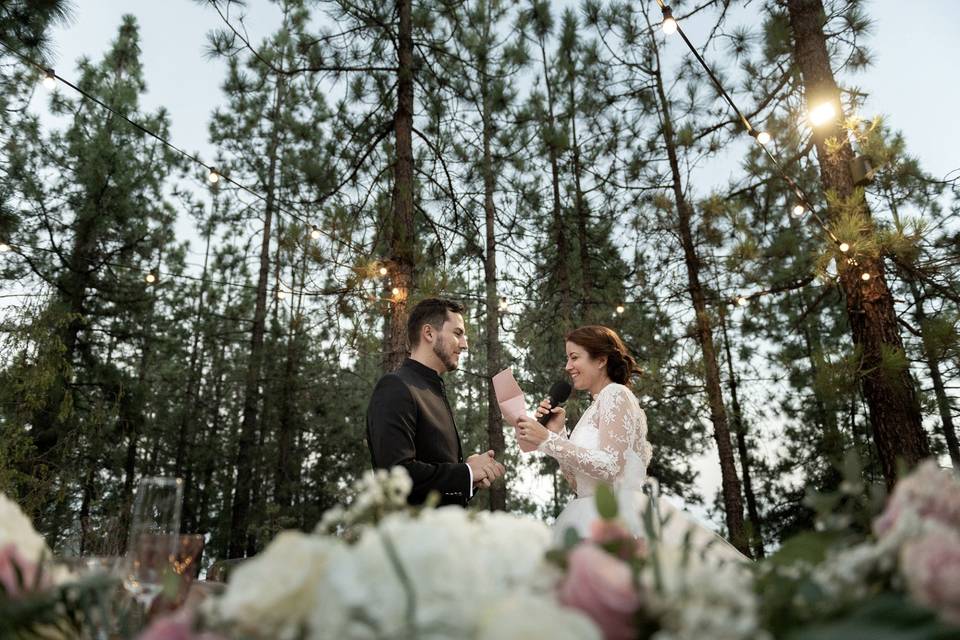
366 298 505 506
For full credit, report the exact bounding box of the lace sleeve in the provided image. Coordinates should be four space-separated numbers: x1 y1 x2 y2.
538 385 641 484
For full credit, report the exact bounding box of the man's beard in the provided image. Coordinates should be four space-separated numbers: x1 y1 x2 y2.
433 340 459 372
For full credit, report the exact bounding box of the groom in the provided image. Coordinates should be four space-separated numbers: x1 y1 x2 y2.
366 298 505 506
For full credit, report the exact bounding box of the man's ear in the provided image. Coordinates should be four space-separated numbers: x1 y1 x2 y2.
421 323 434 345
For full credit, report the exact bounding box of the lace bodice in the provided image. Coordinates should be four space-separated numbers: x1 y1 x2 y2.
538 383 653 497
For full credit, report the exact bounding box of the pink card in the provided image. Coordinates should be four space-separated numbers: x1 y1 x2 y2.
492 368 537 453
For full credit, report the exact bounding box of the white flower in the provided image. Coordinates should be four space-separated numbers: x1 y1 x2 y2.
0 493 49 562
475 592 601 640
212 531 344 639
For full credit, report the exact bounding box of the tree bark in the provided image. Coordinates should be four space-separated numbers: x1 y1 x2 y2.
786 0 929 486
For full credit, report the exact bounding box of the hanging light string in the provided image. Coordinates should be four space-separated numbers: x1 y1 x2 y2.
0 39 366 257
653 0 844 249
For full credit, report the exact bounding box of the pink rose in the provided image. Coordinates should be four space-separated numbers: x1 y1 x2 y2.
0 543 48 598
874 461 960 538
901 530 960 625
558 544 642 640
589 520 647 560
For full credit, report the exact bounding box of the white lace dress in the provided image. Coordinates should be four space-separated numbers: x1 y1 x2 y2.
539 383 746 563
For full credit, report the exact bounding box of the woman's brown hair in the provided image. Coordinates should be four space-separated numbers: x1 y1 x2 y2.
565 325 642 387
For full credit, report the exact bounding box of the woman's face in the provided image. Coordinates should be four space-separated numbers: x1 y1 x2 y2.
565 341 606 392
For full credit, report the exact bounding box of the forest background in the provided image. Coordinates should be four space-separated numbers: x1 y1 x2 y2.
1 0 958 562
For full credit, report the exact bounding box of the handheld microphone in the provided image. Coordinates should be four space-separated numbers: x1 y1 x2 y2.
537 381 572 425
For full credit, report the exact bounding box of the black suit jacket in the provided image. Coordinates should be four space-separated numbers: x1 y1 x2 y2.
366 358 471 507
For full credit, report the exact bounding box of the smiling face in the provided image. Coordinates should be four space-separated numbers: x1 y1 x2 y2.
565 340 608 393
430 311 467 372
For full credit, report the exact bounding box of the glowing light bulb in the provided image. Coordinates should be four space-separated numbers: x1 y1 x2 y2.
662 9 678 35
310 225 321 240
615 304 625 315
392 287 401 296
756 131 771 145
861 272 871 281
839 242 850 253
808 101 837 127
145 273 156 284
42 69 56 90
736 296 749 307
207 168 220 184
379 266 388 276
791 204 805 218
0 243 10 253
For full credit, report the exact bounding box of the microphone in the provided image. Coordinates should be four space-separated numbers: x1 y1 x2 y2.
537 381 572 425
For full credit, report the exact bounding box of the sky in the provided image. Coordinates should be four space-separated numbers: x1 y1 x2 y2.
23 0 960 526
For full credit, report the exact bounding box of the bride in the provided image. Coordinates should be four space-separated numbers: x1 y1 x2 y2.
516 325 747 564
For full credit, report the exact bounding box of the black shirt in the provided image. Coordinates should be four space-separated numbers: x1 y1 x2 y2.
366 358 471 506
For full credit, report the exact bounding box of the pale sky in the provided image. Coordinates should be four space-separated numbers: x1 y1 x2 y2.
27 0 960 525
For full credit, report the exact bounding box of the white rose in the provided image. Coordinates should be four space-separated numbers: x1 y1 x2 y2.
0 493 49 562
213 531 343 639
476 592 602 640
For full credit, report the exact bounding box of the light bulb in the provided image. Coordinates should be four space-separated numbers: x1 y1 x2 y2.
839 242 850 253
0 242 10 253
808 101 837 127
662 10 678 35
791 204 805 218
736 296 749 307
498 296 509 311
615 304 625 315
42 69 56 90
207 168 220 184
145 273 156 284
277 290 287 300
392 287 401 296
861 272 871 281
756 131 771 145
310 225 321 240
379 266 388 276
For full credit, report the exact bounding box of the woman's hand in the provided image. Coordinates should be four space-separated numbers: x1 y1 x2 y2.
516 417 551 448
534 397 566 434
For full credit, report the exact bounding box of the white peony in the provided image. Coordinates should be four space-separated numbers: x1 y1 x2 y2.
0 493 49 561
475 591 602 640
212 531 344 639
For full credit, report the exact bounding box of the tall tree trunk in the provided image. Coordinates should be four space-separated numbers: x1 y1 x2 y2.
537 35 573 323
563 44 591 311
650 47 749 555
276 253 307 511
787 0 929 486
382 0 417 373
719 308 763 558
228 78 285 558
479 4 506 510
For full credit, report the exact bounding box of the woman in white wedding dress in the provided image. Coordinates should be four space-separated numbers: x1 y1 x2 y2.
516 325 747 564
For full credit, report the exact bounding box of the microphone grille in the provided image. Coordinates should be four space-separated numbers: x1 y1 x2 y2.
548 380 572 404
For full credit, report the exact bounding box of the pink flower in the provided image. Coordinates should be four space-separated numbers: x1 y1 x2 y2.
874 461 960 538
558 544 642 640
0 543 48 598
901 530 960 625
138 609 226 640
589 520 647 560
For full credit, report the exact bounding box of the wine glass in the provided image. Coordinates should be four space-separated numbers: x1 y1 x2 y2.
121 477 183 612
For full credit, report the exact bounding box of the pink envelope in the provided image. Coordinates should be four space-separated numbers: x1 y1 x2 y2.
492 368 537 453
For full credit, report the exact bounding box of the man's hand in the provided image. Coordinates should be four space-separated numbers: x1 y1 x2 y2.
467 450 505 488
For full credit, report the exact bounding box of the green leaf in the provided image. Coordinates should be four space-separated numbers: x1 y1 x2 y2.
563 526 582 550
786 594 960 640
595 484 618 520
767 530 847 567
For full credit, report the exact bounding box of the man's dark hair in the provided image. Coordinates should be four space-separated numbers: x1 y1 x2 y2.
407 298 465 348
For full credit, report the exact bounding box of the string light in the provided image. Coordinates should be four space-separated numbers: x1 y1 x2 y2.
391 287 401 296
861 272 871 282
808 101 837 127
144 272 156 284
498 296 509 312
750 130 771 145
615 304 626 315
791 204 806 218
661 6 678 34
310 225 322 240
207 168 220 184
839 242 850 253
277 289 287 300
379 266 389 276
42 69 56 90
0 242 10 253
736 295 749 307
